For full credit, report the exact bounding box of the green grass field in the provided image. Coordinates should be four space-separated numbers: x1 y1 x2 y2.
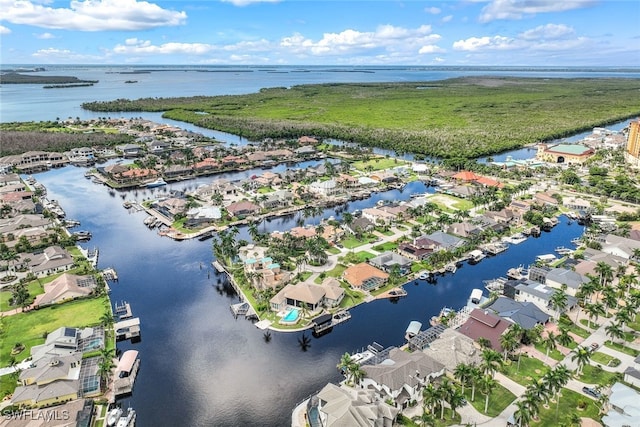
352 157 406 171
502 356 549 386
464 382 516 418
0 296 110 367
531 388 600 426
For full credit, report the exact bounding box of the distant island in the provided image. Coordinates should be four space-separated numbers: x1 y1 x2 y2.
0 72 98 85
44 83 96 89
124 80 138 84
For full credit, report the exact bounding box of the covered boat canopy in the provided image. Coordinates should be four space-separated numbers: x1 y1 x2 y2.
405 320 422 338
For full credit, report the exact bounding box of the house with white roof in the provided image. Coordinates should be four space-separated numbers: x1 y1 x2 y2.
602 382 640 427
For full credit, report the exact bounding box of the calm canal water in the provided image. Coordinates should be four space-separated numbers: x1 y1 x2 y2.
33 163 584 426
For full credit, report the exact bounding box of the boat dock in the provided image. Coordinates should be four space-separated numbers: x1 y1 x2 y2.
313 310 351 334
113 350 140 398
114 301 133 319
212 260 226 273
78 245 99 267
483 241 509 255
103 267 118 281
114 301 141 341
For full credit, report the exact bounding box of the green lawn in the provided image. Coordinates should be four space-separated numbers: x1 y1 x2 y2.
327 247 341 255
590 351 621 367
502 356 549 386
256 186 274 194
0 280 45 312
534 342 565 362
628 317 640 332
340 235 377 249
563 321 591 339
372 242 398 252
604 340 640 357
353 251 375 263
314 264 347 284
299 271 313 282
0 373 18 399
338 286 365 308
531 388 600 426
464 382 516 418
374 228 394 236
352 157 406 172
578 364 622 386
0 295 110 367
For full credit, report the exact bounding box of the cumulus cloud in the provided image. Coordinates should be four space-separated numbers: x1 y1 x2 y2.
278 24 442 57
519 23 575 40
479 0 596 23
0 25 11 34
425 6 441 14
0 0 187 31
441 15 453 23
220 0 280 6
453 35 516 51
35 32 55 39
114 39 214 55
32 47 104 62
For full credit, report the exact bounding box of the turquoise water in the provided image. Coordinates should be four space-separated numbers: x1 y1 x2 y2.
282 309 300 323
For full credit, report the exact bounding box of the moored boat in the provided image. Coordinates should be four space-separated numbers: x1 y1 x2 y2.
107 406 123 427
146 178 167 188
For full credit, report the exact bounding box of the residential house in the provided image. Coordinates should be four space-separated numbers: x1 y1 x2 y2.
119 144 143 158
452 171 480 182
226 201 260 218
193 158 221 173
343 263 389 292
484 208 517 225
298 136 318 145
163 164 193 179
370 171 398 183
154 197 187 219
362 348 445 409
147 140 170 154
0 399 93 427
457 308 512 352
601 382 640 427
30 327 81 362
509 199 532 214
0 214 53 235
362 207 396 225
424 329 482 373
623 356 640 388
320 277 345 308
513 280 577 317
260 190 293 210
309 179 340 197
600 234 640 260
0 173 21 187
533 192 560 207
446 221 482 238
308 383 399 427
369 251 412 274
344 217 374 235
295 145 316 156
397 242 431 261
11 353 82 407
185 206 222 227
420 231 464 251
486 297 549 330
21 246 75 278
269 283 327 313
544 267 589 297
564 197 592 211
244 256 290 290
32 273 97 308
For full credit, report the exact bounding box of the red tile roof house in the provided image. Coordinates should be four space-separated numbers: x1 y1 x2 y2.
457 308 512 352
226 201 260 218
342 263 389 292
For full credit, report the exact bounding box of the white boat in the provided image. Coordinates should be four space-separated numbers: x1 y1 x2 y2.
468 250 486 264
146 178 167 188
349 350 374 365
116 407 136 427
418 271 429 280
107 407 123 427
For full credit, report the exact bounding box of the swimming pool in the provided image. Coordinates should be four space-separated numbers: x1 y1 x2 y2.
281 308 299 323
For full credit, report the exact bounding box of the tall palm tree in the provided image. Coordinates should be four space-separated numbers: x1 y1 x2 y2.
448 388 465 420
500 330 519 361
605 321 625 344
480 349 502 377
615 306 632 333
571 346 591 375
453 363 473 395
549 364 572 417
469 365 482 403
594 261 614 289
557 326 574 349
421 382 439 416
543 331 558 362
438 378 454 420
479 374 497 414
550 289 568 321
514 399 532 427
584 302 605 329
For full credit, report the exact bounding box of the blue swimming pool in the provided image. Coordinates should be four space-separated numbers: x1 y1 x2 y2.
282 309 299 323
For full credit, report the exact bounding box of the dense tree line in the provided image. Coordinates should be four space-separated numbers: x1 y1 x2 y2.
0 130 133 156
81 77 640 159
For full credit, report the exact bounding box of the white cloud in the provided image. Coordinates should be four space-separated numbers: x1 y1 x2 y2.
434 57 445 63
519 23 575 40
0 25 11 34
0 0 187 31
113 40 214 55
425 6 441 14
480 0 596 23
441 15 453 23
31 47 104 62
418 45 445 54
35 32 55 39
220 0 280 6
453 35 517 51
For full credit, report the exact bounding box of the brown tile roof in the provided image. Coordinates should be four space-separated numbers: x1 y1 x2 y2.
343 263 389 288
457 308 511 352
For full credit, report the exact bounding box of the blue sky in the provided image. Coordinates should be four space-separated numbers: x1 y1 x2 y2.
1 0 639 66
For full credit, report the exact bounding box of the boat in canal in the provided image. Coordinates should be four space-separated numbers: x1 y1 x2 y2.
72 230 91 241
115 407 136 427
106 406 123 427
146 178 167 188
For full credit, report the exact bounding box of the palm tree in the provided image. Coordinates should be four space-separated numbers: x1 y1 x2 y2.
479 374 497 414
543 331 558 362
605 321 625 344
514 399 533 427
448 388 465 420
100 311 115 328
550 289 568 321
549 364 572 417
601 286 617 314
469 365 482 403
500 330 519 361
438 378 453 419
337 352 355 376
421 382 439 415
595 261 614 289
615 306 632 332
571 346 591 375
453 363 473 395
480 349 502 377
557 326 574 349
584 302 605 329
477 337 492 350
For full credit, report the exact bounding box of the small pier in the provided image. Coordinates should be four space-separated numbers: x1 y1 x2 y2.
78 245 99 267
114 301 141 341
313 310 351 334
103 267 118 281
115 301 133 319
483 241 509 254
113 350 140 398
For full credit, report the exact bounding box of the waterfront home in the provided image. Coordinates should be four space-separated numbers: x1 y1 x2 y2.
67 147 95 165
264 148 294 160
574 248 627 275
0 399 93 427
238 244 268 261
343 263 389 292
397 242 431 261
30 327 81 362
226 200 260 218
0 213 53 235
424 329 482 373
599 233 640 260
185 206 222 227
533 192 559 207
418 231 465 251
154 197 187 219
298 136 318 144
147 140 170 154
244 256 290 290
623 356 640 388
544 267 590 297
163 164 194 179
369 171 398 183
32 273 97 308
446 221 482 239
295 145 316 156
509 199 532 213
119 143 143 158
11 353 82 407
193 179 238 200
320 277 346 307
361 348 445 409
602 382 640 427
457 308 512 352
308 179 340 197
0 151 68 173
362 207 396 225
306 383 399 427
269 282 327 313
486 297 549 330
484 208 518 225
260 190 293 210
452 170 480 182
19 245 74 278
222 155 247 167
0 194 36 216
369 251 412 274
344 217 374 235
0 172 21 187
564 196 592 211
193 158 222 173
474 175 504 189
510 280 577 317
336 173 359 189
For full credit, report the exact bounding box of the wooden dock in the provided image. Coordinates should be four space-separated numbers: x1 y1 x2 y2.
102 267 118 281
312 310 351 334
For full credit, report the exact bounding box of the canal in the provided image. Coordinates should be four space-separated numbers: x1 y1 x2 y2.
35 164 584 427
